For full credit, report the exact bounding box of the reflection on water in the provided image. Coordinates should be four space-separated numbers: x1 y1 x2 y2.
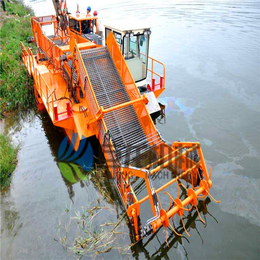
1 0 260 259
1 190 21 237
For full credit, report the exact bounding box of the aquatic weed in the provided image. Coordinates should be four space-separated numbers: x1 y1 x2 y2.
56 166 135 258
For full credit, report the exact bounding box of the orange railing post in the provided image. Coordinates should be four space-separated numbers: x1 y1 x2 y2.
151 59 154 80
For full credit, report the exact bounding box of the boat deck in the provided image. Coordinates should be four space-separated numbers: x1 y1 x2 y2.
34 61 88 123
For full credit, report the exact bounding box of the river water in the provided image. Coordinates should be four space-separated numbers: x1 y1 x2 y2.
1 0 260 259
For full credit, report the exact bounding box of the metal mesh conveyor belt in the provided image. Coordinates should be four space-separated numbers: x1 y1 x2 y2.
81 47 162 167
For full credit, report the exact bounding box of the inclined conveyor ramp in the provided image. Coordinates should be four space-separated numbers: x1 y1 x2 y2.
80 47 162 168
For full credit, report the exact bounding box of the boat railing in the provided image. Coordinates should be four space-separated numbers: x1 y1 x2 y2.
141 53 165 93
34 66 70 121
21 42 68 121
20 42 30 73
31 16 69 71
72 37 100 116
34 67 54 119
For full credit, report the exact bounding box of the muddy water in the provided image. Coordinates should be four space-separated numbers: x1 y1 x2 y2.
1 0 260 259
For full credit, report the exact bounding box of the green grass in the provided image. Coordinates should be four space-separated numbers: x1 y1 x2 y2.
0 0 35 115
0 134 18 189
5 1 33 17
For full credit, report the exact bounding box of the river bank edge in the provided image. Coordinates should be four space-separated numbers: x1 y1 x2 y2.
0 0 35 189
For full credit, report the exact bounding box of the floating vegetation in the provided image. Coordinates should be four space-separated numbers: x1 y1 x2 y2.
56 167 134 258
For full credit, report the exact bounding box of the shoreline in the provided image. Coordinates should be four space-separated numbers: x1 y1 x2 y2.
0 0 35 188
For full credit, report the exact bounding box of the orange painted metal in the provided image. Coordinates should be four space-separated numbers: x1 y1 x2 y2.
20 14 218 243
68 14 98 35
142 53 166 98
